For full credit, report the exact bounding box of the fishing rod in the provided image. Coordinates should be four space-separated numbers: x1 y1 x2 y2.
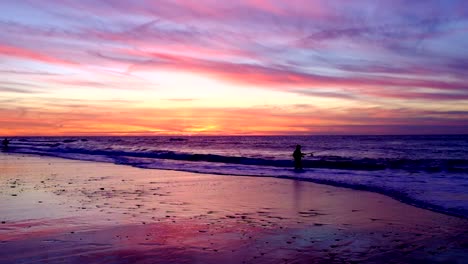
305 149 333 157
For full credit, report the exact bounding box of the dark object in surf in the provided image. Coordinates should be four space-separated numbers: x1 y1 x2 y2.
169 138 187 141
63 139 77 143
2 138 10 151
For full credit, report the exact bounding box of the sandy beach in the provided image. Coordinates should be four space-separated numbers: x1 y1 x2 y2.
1 153 467 264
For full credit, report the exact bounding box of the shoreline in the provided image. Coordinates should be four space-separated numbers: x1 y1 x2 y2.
5 151 467 220
1 153 468 263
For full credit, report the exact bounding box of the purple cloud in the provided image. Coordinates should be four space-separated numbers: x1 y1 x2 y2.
1 0 467 134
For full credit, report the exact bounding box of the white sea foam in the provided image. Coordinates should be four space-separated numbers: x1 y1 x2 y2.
6 135 468 218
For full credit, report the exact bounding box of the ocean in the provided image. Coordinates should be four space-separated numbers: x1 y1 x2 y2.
4 135 468 218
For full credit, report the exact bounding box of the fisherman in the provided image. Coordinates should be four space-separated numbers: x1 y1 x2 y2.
293 144 305 170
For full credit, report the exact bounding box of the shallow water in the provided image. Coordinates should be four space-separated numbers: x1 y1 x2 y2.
5 135 468 217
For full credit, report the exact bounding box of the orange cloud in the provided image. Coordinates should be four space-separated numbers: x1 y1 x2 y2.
1 103 466 136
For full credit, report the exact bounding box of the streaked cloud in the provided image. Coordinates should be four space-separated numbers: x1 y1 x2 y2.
0 0 467 135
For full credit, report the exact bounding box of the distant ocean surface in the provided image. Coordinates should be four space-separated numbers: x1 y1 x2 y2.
6 135 468 218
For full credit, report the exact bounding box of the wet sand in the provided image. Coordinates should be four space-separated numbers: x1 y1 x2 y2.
1 153 467 263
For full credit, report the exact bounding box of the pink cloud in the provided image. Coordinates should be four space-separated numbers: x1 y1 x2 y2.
119 49 468 100
1 0 467 135
0 44 74 65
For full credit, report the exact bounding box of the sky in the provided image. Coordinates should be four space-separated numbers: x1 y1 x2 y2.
1 0 468 136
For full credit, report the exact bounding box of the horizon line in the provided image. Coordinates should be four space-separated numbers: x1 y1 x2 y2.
2 133 468 137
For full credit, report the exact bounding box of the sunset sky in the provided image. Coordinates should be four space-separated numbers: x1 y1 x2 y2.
1 0 468 135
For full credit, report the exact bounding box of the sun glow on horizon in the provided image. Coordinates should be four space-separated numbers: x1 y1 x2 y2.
1 0 467 136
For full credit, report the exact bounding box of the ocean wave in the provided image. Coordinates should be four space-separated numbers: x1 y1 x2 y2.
9 143 468 174
5 138 468 219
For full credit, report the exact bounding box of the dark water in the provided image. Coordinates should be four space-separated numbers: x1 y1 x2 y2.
5 135 468 218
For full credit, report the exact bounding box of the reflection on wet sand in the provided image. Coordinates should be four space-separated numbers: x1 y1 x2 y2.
1 154 467 263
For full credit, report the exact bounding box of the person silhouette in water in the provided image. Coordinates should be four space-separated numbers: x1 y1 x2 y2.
2 138 10 151
293 144 305 170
